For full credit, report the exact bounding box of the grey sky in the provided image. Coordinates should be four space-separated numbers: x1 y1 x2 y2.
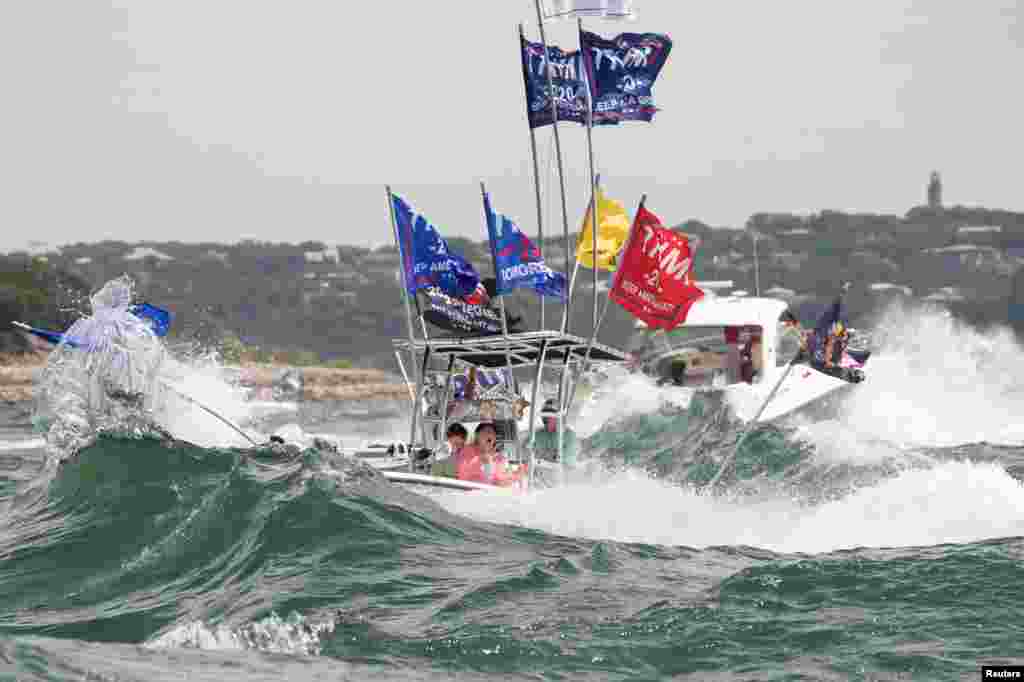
2 1 1021 252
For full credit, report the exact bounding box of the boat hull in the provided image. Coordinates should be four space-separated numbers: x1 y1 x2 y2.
381 471 521 493
660 363 863 424
727 363 859 423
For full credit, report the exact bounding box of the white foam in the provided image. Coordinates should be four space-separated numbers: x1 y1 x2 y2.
30 276 266 452
568 367 691 439
0 437 46 451
437 460 1024 554
146 612 334 656
835 304 1024 447
156 358 258 448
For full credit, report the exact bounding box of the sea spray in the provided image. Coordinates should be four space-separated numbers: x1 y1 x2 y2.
825 302 1024 447
32 276 171 458
31 276 258 460
437 460 1024 553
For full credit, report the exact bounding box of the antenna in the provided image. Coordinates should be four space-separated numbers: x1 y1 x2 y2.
752 230 761 297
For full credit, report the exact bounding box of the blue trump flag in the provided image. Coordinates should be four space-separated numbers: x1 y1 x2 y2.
580 29 672 124
391 193 480 298
14 303 172 350
483 192 566 301
520 34 619 130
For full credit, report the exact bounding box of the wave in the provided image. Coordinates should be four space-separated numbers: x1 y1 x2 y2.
437 459 1024 554
0 434 482 645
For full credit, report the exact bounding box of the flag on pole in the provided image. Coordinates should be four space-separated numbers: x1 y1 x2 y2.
539 0 635 22
391 193 481 299
575 187 630 270
580 30 672 124
520 36 589 129
484 192 567 301
609 204 704 330
417 286 506 336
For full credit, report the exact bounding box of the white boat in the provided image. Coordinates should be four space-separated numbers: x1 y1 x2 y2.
631 294 868 424
384 330 631 493
349 440 413 471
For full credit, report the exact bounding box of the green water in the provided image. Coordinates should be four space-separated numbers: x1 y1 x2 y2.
1 406 1023 681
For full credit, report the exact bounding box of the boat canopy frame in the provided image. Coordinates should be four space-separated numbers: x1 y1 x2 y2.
392 330 630 370
393 330 630 489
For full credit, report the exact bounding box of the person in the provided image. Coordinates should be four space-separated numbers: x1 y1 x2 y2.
811 319 865 383
529 400 579 468
430 422 469 478
739 338 755 383
457 422 524 486
722 329 743 384
777 311 807 364
739 336 764 383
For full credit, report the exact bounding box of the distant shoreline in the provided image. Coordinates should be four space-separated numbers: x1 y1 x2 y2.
0 353 410 403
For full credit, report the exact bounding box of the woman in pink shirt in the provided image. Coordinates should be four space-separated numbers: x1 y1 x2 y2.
457 422 524 487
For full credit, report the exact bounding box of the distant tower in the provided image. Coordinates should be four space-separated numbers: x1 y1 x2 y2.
927 171 942 209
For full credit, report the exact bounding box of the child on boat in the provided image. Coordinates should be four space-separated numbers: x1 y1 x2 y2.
430 422 469 478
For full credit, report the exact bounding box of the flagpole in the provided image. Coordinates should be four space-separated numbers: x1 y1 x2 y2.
526 338 548 491
519 23 547 331
532 0 573 335
480 181 516 388
578 17 600 336
385 186 426 457
566 172 599 306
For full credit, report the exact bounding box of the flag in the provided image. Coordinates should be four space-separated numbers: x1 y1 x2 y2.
451 367 511 400
580 30 672 124
417 286 506 336
520 36 589 129
575 187 630 270
14 303 172 350
129 303 172 337
610 204 704 330
391 193 480 298
484 192 567 301
539 0 635 21
813 296 844 338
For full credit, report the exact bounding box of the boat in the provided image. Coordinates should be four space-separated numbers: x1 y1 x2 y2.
376 6 710 492
629 293 870 424
385 330 631 493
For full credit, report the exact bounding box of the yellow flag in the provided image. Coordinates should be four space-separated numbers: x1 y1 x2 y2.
575 188 630 271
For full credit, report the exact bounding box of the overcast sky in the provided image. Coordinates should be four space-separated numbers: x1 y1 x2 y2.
2 1 1021 252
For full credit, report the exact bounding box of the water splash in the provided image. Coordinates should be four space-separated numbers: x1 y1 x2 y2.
146 612 336 656
825 302 1024 447
31 276 258 460
438 460 1024 554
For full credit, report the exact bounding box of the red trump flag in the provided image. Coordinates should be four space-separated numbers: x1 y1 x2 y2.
610 204 704 330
